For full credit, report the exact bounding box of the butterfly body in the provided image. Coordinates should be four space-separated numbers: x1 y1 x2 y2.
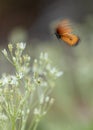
55 19 79 46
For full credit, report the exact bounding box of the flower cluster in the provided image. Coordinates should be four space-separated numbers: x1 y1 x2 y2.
0 42 63 130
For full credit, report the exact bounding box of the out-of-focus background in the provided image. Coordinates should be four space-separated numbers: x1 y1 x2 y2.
1 0 93 129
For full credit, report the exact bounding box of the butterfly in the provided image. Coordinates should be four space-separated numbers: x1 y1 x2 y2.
55 19 79 46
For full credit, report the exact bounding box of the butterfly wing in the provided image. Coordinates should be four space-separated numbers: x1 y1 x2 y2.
61 34 79 46
56 19 72 35
55 19 80 46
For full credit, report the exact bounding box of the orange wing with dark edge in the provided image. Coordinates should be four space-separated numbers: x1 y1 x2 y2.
61 33 79 46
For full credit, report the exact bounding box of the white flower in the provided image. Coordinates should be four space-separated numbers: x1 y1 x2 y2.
23 55 31 61
44 53 48 60
12 56 16 62
0 113 8 121
2 49 7 56
41 82 47 87
50 67 56 74
40 94 44 104
27 109 30 114
21 66 30 73
16 72 24 79
10 75 18 85
40 52 48 60
34 59 37 63
45 96 50 102
17 42 26 50
27 56 31 61
8 44 13 52
1 74 9 85
34 108 40 115
21 110 25 116
55 71 63 77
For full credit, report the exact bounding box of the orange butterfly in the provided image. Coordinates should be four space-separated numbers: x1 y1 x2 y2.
55 19 79 46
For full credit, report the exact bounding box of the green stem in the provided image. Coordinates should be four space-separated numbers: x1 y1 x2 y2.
28 117 39 130
11 117 16 130
28 117 36 130
33 121 39 130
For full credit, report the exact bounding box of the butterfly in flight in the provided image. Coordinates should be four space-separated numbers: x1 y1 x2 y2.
55 19 80 46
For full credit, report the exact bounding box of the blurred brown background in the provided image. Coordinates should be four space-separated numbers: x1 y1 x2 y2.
0 0 92 43
1 0 93 130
